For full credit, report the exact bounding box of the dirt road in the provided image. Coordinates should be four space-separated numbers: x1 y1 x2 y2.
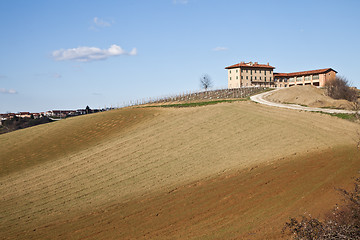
251 88 356 114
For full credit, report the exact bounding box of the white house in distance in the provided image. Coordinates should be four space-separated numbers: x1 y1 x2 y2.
225 61 337 88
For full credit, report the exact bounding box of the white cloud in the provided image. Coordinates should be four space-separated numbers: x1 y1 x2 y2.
52 44 137 62
212 47 228 51
173 0 188 4
0 88 17 94
93 17 111 27
129 48 137 56
90 17 113 31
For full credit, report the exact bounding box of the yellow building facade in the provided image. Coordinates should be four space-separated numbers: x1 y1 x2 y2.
225 61 337 89
225 61 275 88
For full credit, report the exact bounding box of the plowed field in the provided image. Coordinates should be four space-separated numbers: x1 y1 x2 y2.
1 101 359 239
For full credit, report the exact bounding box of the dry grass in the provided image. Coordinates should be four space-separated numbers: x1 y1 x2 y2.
0 101 359 239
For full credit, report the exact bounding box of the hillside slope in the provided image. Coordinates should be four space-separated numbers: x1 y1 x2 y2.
1 101 359 239
265 85 352 109
0 108 157 177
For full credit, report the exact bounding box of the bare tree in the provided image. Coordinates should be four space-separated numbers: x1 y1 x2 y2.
324 76 358 102
85 105 91 114
200 74 213 91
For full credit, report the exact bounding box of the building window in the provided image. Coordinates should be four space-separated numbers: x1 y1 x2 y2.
270 77 272 81
236 76 238 79
305 76 310 81
255 76 257 80
246 69 248 73
246 76 248 80
313 74 319 80
241 76 243 79
251 76 253 80
236 69 238 73
254 70 257 73
241 69 243 72
259 70 261 74
265 77 266 81
264 71 266 75
260 76 262 80
230 77 232 80
285 84 287 87
289 77 294 82
296 76 302 82
229 70 231 74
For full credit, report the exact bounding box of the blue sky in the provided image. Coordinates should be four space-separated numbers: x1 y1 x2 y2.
1 0 360 113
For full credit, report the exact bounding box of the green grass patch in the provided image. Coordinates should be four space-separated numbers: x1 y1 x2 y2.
283 102 308 107
319 106 346 110
262 88 276 92
143 99 248 108
318 112 357 121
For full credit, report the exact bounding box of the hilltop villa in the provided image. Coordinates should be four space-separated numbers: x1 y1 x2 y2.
225 61 337 89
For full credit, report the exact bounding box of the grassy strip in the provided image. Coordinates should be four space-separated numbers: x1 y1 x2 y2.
143 99 248 108
317 111 357 121
262 88 276 92
282 102 309 107
319 106 346 110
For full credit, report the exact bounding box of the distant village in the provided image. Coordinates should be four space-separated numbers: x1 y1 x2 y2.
0 107 112 123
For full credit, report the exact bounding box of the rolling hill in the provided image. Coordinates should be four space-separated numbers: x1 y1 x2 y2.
1 100 359 239
264 85 353 110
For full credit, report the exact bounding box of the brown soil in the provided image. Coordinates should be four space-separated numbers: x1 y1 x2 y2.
3 146 359 240
1 101 359 239
265 85 353 109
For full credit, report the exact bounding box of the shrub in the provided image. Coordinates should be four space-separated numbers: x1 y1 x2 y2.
284 177 360 239
324 76 358 102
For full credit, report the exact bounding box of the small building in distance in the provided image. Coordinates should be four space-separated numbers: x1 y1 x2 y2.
273 68 337 88
225 61 337 89
225 61 275 88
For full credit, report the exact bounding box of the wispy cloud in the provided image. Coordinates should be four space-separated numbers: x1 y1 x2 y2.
89 17 113 31
212 47 228 51
0 88 17 94
173 0 188 4
93 17 111 27
52 44 137 62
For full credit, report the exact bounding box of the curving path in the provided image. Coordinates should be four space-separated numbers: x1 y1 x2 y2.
250 88 356 114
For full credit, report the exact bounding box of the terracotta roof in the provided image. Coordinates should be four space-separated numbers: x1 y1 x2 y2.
274 68 337 78
225 61 275 69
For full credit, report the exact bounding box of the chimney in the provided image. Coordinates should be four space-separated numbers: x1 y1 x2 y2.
267 62 269 66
